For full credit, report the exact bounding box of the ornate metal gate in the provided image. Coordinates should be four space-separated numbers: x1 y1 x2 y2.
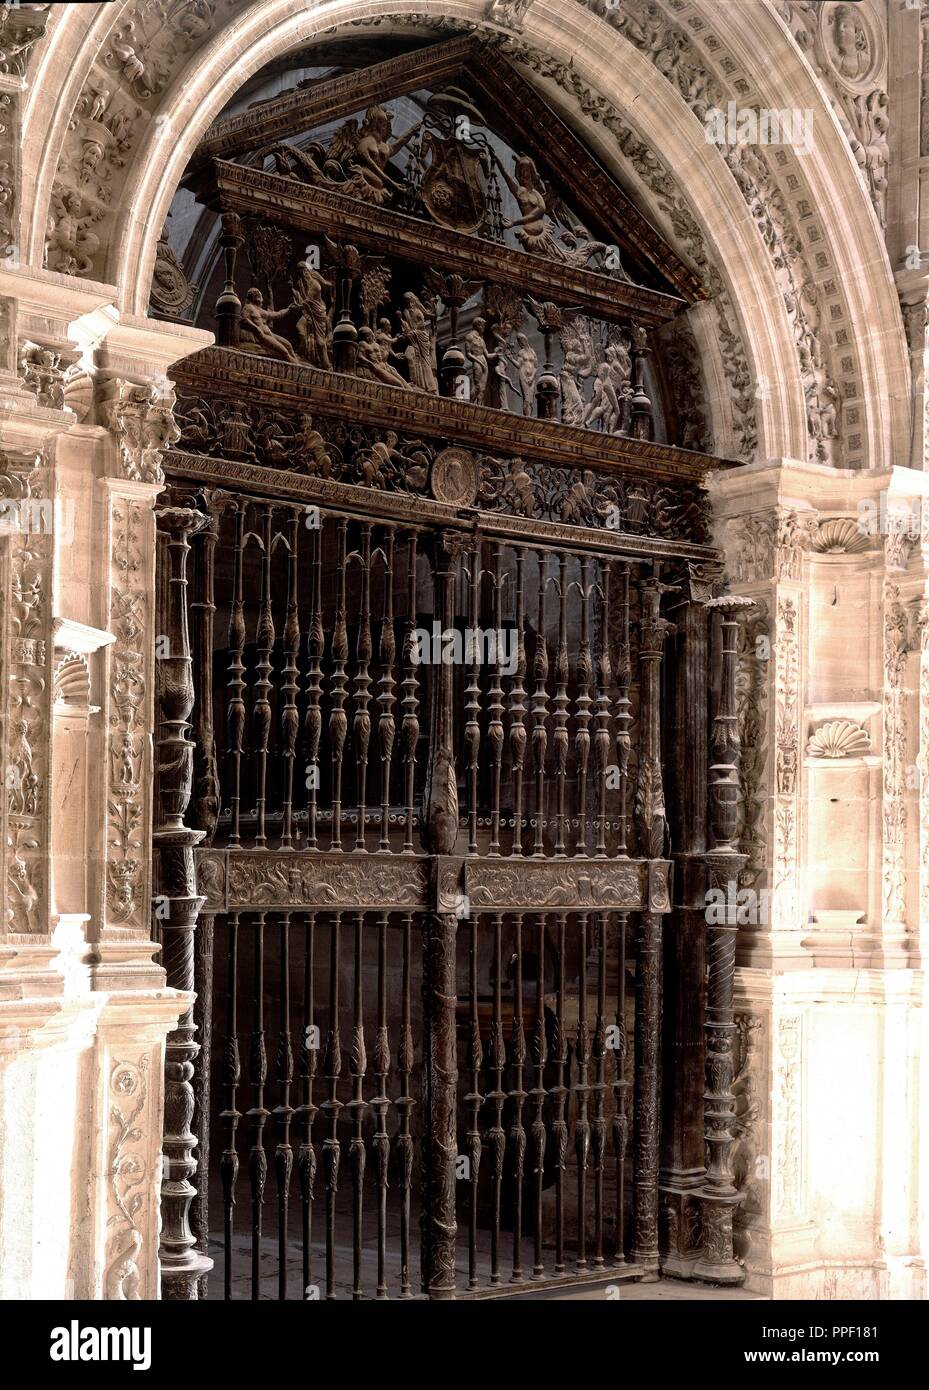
148 33 748 1300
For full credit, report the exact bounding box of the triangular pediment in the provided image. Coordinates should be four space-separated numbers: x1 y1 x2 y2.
191 36 700 304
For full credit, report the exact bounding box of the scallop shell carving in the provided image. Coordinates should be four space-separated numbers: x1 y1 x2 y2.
810 518 869 554
54 652 91 706
806 719 871 758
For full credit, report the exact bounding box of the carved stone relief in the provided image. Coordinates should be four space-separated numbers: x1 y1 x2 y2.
579 0 845 463
0 5 51 80
104 1055 150 1300
882 581 910 929
777 2 888 228
1 449 51 937
100 380 180 486
725 509 811 585
105 497 149 931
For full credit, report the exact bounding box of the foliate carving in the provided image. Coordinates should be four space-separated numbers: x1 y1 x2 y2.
105 499 147 929
2 449 51 936
0 92 17 261
579 0 841 462
773 1015 802 1219
0 4 51 79
466 860 646 909
775 598 800 798
19 341 66 410
883 583 911 927
101 380 180 485
104 1055 150 1301
47 1 248 278
779 2 888 227
486 0 535 29
726 509 811 585
226 855 429 909
806 719 870 759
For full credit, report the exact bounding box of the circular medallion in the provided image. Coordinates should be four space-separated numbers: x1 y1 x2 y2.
815 2 884 95
431 447 479 507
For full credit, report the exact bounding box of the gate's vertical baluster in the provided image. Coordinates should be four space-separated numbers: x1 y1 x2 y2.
247 913 269 1300
322 912 343 1298
509 913 527 1284
551 912 568 1275
465 911 483 1288
280 513 301 850
553 556 570 856
227 501 247 847
509 547 528 855
378 528 397 853
615 564 632 856
354 524 373 852
274 912 294 1299
530 913 547 1279
305 521 324 851
401 534 419 855
575 558 593 856
330 519 349 852
612 910 630 1265
396 911 415 1297
254 506 275 849
349 911 368 1298
487 911 506 1285
532 555 549 856
220 912 241 1300
297 912 318 1298
465 533 481 856
591 912 608 1268
575 911 591 1273
594 565 614 858
372 911 391 1299
488 542 505 855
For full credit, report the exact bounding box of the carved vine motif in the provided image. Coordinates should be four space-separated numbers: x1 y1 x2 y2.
172 392 711 544
773 1015 802 1220
0 91 17 261
466 860 645 908
104 1055 150 1301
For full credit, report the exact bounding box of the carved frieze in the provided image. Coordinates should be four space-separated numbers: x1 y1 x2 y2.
775 597 800 798
172 386 713 546
465 858 650 909
225 854 430 909
725 509 811 585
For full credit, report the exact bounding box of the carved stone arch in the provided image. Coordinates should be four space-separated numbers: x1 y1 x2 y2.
21 0 909 471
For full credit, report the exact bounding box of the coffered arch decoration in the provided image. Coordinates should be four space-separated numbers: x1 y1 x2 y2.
19 0 908 471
